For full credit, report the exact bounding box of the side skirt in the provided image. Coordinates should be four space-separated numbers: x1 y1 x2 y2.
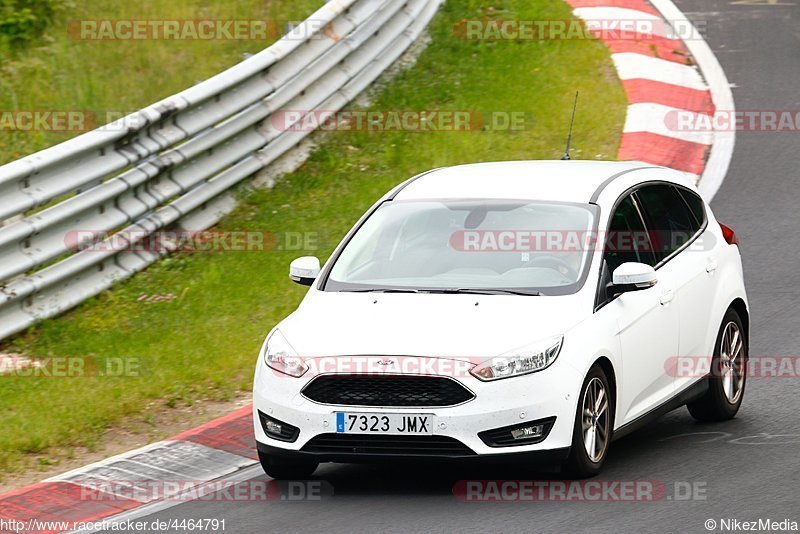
611 379 709 442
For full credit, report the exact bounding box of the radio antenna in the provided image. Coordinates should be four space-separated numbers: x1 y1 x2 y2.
561 91 579 161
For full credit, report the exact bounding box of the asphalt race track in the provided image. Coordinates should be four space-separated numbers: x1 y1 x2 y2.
121 2 800 532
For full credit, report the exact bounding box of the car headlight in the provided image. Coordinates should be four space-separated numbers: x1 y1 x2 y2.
471 336 563 381
262 329 308 378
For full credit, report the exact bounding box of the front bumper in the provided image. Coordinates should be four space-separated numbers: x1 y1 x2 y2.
253 357 583 462
256 440 570 464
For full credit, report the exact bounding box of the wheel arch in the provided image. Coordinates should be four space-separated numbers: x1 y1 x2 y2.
729 297 750 344
592 356 617 408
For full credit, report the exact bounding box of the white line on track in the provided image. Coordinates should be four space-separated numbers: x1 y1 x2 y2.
611 52 710 90
624 102 715 144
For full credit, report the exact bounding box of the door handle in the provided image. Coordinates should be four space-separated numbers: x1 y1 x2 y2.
659 289 674 305
706 257 718 273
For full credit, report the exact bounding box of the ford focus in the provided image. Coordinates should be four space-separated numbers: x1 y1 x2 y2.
253 160 748 478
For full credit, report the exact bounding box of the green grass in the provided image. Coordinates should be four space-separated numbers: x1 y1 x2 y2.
0 0 321 165
0 0 627 476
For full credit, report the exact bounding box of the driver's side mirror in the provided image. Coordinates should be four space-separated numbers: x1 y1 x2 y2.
608 262 657 297
289 256 320 286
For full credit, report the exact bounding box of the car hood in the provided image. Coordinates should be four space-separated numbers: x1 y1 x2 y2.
277 290 590 359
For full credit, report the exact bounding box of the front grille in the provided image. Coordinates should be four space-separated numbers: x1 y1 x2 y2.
302 374 474 407
302 433 476 456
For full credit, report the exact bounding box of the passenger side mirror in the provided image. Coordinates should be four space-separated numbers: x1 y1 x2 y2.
608 262 657 297
289 256 320 286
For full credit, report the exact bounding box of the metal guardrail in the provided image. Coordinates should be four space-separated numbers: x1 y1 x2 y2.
0 0 443 340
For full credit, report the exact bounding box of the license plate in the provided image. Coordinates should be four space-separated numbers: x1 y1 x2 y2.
335 412 433 435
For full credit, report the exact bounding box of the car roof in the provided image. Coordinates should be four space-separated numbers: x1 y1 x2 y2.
392 160 688 204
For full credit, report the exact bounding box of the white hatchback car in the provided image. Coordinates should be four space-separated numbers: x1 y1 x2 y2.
253 160 748 478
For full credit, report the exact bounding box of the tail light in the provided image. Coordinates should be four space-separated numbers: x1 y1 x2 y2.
719 222 739 246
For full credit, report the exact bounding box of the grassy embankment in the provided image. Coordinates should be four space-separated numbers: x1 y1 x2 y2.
0 0 320 164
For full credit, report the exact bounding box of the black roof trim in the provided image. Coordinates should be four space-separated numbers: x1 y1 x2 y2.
589 165 660 203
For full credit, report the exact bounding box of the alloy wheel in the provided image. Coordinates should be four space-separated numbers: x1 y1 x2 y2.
581 377 610 463
719 321 745 404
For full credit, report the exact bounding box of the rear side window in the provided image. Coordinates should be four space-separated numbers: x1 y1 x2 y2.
677 188 706 227
634 184 700 261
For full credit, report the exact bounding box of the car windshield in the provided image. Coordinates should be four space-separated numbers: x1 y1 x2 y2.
324 199 598 296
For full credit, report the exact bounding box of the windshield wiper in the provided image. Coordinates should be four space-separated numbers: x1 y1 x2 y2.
420 288 542 296
340 288 541 296
339 288 420 294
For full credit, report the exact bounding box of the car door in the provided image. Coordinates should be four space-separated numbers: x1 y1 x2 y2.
597 191 681 425
635 184 715 395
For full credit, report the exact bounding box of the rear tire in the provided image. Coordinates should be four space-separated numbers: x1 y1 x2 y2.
562 364 614 478
687 308 747 422
258 450 318 479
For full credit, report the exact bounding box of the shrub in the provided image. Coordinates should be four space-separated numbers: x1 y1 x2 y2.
0 0 61 48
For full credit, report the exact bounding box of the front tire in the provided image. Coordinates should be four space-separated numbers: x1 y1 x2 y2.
258 450 318 479
687 308 747 422
562 364 614 478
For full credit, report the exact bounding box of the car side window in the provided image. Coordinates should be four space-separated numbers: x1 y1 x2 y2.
634 185 699 261
677 187 706 228
603 194 657 273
